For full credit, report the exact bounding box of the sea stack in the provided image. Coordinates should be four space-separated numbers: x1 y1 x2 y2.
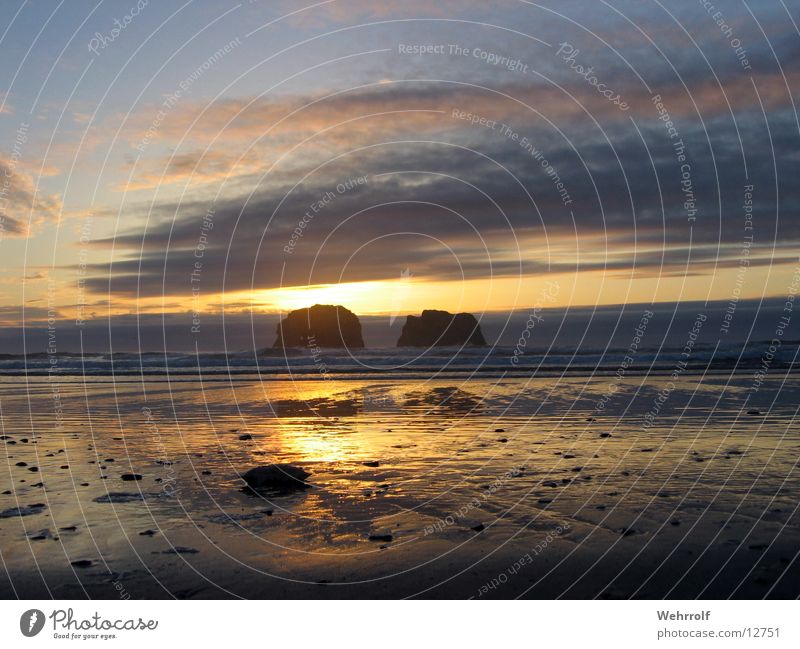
396 310 487 347
273 304 364 348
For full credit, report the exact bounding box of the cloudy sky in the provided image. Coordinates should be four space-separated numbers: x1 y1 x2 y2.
0 0 798 349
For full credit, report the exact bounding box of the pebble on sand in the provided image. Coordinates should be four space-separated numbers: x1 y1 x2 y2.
368 534 393 542
161 547 199 554
121 473 143 481
71 559 93 568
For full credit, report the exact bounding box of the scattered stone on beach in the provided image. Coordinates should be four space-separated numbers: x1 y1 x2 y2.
161 547 199 554
619 527 637 537
471 523 485 532
747 409 762 415
209 510 269 524
599 432 612 438
201 470 212 475
71 559 93 568
640 448 653 453
59 525 78 532
15 461 27 467
542 481 558 488
139 529 157 536
563 454 576 459
240 464 311 490
362 460 380 468
121 473 143 481
368 533 393 542
538 499 553 505
28 466 39 472
238 433 253 441
60 465 69 470
93 492 153 503
571 466 584 472
495 428 505 433
497 438 508 443
749 543 768 551
596 505 606 510
28 529 52 541
0 504 46 518
670 519 680 526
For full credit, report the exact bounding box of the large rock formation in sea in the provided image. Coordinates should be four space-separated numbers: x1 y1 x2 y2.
272 304 364 348
396 310 487 347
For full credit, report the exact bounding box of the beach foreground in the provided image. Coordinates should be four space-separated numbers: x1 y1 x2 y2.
1 373 798 599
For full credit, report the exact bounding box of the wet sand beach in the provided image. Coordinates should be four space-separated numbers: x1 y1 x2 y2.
1 373 798 599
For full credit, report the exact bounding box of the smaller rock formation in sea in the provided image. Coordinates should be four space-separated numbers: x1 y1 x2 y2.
272 304 364 348
396 310 487 347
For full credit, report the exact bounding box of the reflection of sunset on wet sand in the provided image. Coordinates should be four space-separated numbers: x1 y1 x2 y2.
2 372 798 598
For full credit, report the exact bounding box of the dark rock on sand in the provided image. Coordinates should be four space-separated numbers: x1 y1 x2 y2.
93 492 155 503
29 529 52 541
362 460 380 468
0 504 46 518
139 529 157 536
368 533 393 542
599 432 612 438
241 464 311 490
238 433 253 441
273 304 364 348
471 523 485 532
71 559 93 568
121 473 142 481
162 547 199 554
397 310 486 347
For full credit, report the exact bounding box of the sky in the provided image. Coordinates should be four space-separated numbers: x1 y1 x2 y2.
0 0 798 351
